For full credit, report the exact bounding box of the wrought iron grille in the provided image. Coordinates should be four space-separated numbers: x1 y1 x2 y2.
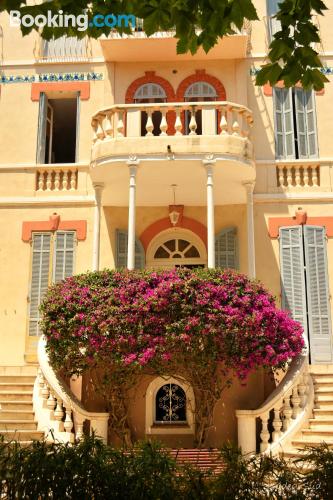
155 384 186 423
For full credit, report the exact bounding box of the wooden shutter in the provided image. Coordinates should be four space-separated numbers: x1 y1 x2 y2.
267 0 281 39
54 232 76 283
274 88 295 160
215 228 238 269
28 233 51 336
304 226 333 363
115 230 145 269
279 226 308 330
36 92 48 164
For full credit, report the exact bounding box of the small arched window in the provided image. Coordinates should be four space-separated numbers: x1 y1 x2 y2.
155 383 187 423
134 83 167 102
184 82 217 101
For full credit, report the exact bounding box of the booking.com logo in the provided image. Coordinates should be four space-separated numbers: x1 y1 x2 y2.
9 10 136 31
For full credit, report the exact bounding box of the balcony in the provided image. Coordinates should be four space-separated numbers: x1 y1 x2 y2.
100 23 250 62
90 101 255 206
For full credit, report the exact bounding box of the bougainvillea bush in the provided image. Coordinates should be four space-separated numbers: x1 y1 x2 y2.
40 268 304 446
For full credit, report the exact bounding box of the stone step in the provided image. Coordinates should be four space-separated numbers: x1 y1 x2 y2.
0 410 35 420
0 401 33 411
313 408 333 417
0 366 37 377
0 376 36 384
301 429 333 440
0 430 44 441
0 420 37 431
314 393 333 402
0 391 33 401
0 383 34 391
309 418 333 428
292 438 333 448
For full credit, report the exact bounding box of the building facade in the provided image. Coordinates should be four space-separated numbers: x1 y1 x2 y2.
1 0 333 451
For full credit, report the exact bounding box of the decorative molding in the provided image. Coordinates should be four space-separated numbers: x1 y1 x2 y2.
0 72 103 85
22 213 87 242
125 71 176 103
250 67 333 76
31 81 90 100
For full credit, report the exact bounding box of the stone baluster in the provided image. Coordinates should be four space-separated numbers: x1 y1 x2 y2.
96 119 104 141
104 113 114 138
232 119 240 136
312 166 319 187
41 381 50 404
292 386 302 418
298 375 307 408
54 171 60 191
47 391 56 412
282 392 293 431
54 398 64 421
37 369 44 389
286 167 293 187
116 111 125 137
260 414 270 453
303 166 309 187
145 110 154 136
70 170 76 190
219 110 228 135
189 107 197 135
278 166 285 188
64 170 70 190
295 167 301 187
159 109 168 136
174 109 183 135
46 171 52 191
64 408 73 435
272 406 283 442
37 171 45 191
75 420 84 441
92 120 98 143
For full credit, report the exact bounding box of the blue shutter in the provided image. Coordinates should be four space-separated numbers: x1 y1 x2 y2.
304 226 333 363
116 230 145 269
28 233 51 336
279 226 308 330
274 88 295 160
267 0 281 39
215 227 238 269
54 232 76 283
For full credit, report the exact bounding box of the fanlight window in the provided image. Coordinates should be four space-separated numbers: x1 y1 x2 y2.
134 83 167 101
184 82 217 100
155 384 187 423
154 239 200 259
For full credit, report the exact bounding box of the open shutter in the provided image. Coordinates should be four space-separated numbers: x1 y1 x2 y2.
36 92 48 164
267 0 281 39
54 232 76 283
304 90 318 158
274 88 295 159
28 233 51 336
279 226 308 330
304 226 333 363
294 88 308 158
116 230 145 269
215 228 238 269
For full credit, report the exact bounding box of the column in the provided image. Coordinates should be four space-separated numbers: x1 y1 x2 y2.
244 181 256 279
127 158 139 270
92 183 104 271
203 157 216 268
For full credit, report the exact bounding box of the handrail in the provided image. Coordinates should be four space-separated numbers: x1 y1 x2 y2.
33 336 109 443
236 339 314 455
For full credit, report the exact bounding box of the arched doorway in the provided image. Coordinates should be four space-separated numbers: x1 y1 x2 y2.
146 229 207 269
134 83 167 136
184 81 218 135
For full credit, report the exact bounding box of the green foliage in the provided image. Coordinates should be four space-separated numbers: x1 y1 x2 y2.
0 0 328 89
1 436 333 499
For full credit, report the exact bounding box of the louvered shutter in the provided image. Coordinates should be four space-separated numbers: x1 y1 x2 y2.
303 90 318 158
36 92 48 164
215 228 238 269
54 232 76 283
115 230 145 269
274 88 295 159
304 226 333 363
28 233 51 336
279 226 308 330
267 0 281 40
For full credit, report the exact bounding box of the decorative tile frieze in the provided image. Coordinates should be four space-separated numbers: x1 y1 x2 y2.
250 66 333 76
0 72 103 84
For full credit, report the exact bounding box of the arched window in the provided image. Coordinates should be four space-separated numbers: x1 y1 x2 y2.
155 383 187 423
134 83 167 137
184 81 218 135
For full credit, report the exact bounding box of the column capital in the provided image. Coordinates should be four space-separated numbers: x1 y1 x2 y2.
127 155 140 167
202 154 216 168
243 181 255 194
93 182 105 191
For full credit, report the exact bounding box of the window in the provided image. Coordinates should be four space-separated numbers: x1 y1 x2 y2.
134 83 167 136
279 226 333 363
154 239 200 259
184 81 218 135
41 36 87 61
37 93 80 164
155 384 187 423
115 229 145 269
215 228 238 269
267 0 281 41
274 88 318 160
28 231 75 336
